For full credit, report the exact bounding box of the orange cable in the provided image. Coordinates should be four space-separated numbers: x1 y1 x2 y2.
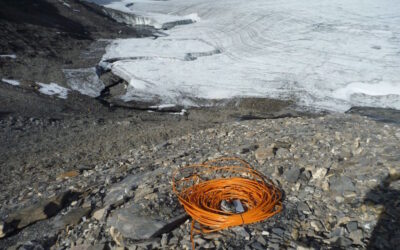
172 157 282 249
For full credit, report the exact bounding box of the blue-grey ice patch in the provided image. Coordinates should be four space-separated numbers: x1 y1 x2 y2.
63 68 105 98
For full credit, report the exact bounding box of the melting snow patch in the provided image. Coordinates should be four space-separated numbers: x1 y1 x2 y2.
37 82 69 99
150 104 177 110
173 109 187 116
2 79 20 86
0 54 17 59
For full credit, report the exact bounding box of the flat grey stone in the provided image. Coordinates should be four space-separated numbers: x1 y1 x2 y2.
271 227 284 237
329 227 346 238
103 174 145 208
329 176 356 194
107 207 188 240
284 167 300 183
346 221 358 232
103 168 166 208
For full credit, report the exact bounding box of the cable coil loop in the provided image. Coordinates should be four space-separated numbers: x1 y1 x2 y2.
172 157 282 249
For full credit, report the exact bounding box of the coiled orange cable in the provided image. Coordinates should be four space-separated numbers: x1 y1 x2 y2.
172 157 282 249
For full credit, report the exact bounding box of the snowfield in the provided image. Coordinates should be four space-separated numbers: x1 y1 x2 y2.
92 0 400 111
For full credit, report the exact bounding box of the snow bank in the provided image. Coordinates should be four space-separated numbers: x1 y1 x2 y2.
37 82 69 99
2 79 20 86
97 0 400 111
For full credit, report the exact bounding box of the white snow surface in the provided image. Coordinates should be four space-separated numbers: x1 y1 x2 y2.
37 82 69 99
98 0 400 111
2 79 20 86
149 104 178 110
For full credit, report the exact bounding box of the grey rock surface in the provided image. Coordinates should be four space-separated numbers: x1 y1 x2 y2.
1 113 399 250
107 207 188 240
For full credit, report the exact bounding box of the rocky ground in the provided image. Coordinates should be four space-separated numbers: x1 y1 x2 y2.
1 114 399 249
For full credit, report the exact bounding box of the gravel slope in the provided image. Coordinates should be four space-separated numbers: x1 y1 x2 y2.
0 114 399 249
